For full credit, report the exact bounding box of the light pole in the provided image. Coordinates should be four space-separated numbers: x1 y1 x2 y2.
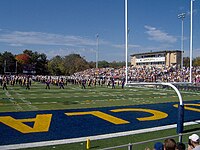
178 13 186 69
96 34 99 68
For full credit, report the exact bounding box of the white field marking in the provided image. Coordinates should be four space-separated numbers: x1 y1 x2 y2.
12 87 38 110
42 97 51 99
30 97 37 99
16 93 22 96
29 94 37 96
33 102 59 105
153 93 167 95
83 96 89 97
1 120 200 150
20 97 38 110
5 91 23 111
42 93 51 95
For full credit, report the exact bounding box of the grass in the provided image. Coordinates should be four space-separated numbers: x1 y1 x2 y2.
0 81 200 149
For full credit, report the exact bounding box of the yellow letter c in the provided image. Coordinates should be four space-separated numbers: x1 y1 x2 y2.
111 108 168 121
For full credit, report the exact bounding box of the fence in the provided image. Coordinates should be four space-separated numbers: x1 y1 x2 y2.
99 130 200 150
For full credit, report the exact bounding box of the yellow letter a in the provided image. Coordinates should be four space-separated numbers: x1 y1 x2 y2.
0 114 52 133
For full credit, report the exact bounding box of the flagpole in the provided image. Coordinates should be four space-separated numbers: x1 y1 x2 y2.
125 0 128 85
189 0 194 83
96 34 99 69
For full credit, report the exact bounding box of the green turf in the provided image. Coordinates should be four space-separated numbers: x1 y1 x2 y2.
0 81 200 149
0 82 199 112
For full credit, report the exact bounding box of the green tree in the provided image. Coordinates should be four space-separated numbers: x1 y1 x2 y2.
48 55 64 75
98 60 109 68
62 54 90 75
1 51 16 73
109 61 126 68
88 61 96 68
193 57 200 67
36 53 48 75
183 57 190 67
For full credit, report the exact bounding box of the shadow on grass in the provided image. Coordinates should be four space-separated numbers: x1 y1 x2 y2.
183 121 200 133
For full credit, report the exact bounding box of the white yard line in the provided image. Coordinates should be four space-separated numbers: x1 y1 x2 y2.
5 91 23 111
10 87 38 111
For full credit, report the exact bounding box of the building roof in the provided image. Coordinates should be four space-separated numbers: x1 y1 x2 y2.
130 50 181 57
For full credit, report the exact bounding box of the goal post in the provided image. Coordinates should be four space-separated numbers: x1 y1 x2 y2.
4 60 17 74
126 82 184 142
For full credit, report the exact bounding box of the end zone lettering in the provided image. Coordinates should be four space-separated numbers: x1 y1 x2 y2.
0 104 199 134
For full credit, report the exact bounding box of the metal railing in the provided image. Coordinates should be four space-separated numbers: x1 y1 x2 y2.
99 130 200 150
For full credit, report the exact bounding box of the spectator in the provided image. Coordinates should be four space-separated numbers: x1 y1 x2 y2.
164 138 176 150
154 142 164 150
188 134 200 150
176 142 185 150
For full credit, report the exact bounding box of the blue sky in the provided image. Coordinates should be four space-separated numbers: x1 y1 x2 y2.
0 0 199 62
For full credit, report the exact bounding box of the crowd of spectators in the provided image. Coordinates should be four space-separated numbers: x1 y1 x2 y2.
145 133 200 150
1 65 200 90
70 66 200 85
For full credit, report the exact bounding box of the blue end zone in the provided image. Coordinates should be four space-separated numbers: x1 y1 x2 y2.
0 100 200 146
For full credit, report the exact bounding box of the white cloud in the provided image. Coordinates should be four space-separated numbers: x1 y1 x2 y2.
0 30 96 47
144 25 177 43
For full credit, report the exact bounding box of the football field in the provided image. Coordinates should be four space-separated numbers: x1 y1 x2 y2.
0 82 200 149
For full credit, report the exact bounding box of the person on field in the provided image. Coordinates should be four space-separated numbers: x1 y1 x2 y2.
111 78 115 89
26 77 30 90
2 79 8 90
59 78 64 89
45 79 51 89
122 78 125 89
81 79 86 89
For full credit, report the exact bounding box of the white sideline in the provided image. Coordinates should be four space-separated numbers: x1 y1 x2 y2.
1 120 200 150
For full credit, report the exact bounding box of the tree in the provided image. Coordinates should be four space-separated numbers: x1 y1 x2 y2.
15 54 31 64
98 60 109 68
35 53 48 75
88 61 95 68
183 57 190 67
22 50 48 75
62 54 90 75
193 57 200 67
109 61 126 68
0 51 16 73
48 55 63 75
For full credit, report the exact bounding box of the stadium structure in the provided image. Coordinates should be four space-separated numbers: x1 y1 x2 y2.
130 50 182 68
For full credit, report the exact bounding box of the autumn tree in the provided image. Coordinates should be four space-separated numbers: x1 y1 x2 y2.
22 50 48 75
